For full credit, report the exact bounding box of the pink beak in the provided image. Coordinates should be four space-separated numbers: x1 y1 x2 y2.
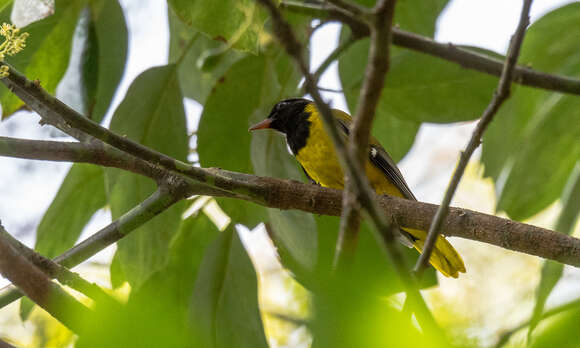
249 118 272 131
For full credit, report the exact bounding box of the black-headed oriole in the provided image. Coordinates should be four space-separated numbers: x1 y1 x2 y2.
250 98 465 278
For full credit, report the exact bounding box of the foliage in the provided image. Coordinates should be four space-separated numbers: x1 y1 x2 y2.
0 0 578 347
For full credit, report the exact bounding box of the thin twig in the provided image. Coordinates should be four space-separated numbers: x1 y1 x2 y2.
0 136 159 179
316 86 343 93
495 297 580 348
0 227 93 333
334 0 396 273
255 0 442 335
283 0 369 38
0 223 119 307
333 177 361 271
0 188 178 309
414 0 534 277
282 0 580 96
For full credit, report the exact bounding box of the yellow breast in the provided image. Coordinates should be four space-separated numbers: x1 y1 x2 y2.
294 105 404 198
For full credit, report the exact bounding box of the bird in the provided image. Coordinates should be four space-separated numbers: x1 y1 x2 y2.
249 98 466 278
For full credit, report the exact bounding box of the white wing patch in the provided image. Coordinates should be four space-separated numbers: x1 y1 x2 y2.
370 147 378 158
285 136 295 155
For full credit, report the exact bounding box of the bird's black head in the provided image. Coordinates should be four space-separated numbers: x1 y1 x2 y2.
249 98 313 154
249 98 311 135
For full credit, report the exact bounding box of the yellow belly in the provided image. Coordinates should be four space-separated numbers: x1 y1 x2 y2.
295 121 403 198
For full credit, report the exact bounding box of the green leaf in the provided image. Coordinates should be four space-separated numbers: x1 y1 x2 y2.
315 216 437 294
109 249 125 289
350 0 448 37
528 162 580 337
0 0 86 118
530 308 580 348
82 0 128 123
338 1 451 160
495 95 580 220
0 0 11 13
555 162 580 235
168 6 245 104
197 55 271 227
251 129 318 271
248 48 317 271
35 164 106 258
191 227 269 348
482 3 580 220
339 44 421 160
107 65 188 288
393 0 449 37
78 213 220 347
18 297 34 322
339 40 499 130
168 0 266 54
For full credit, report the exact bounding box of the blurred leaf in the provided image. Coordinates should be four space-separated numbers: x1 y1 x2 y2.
529 162 580 336
19 297 34 322
518 3 580 74
312 274 443 348
109 249 125 288
555 162 580 235
168 6 245 104
191 227 269 348
338 0 456 160
35 164 106 258
0 0 86 118
107 65 187 288
168 0 266 54
483 3 580 220
315 215 437 295
0 0 11 13
530 309 580 348
494 95 580 220
78 213 220 347
82 0 128 122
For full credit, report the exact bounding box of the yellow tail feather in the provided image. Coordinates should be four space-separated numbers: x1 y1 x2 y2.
404 228 466 278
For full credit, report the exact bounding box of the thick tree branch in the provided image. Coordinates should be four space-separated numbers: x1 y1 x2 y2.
282 0 580 96
414 0 534 277
0 165 577 308
0 188 179 309
0 225 93 333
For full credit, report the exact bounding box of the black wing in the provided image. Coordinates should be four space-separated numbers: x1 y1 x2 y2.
333 115 416 201
368 144 417 201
